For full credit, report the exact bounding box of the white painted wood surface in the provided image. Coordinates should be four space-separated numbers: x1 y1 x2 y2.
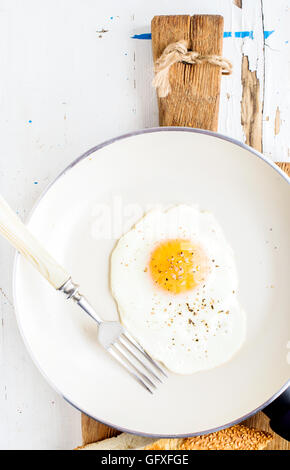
0 0 289 450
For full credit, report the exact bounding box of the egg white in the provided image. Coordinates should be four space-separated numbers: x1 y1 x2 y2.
111 205 246 374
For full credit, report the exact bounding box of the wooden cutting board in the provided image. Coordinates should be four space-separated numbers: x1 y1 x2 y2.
82 15 290 450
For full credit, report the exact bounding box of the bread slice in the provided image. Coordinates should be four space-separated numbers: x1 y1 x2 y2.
143 425 273 450
76 433 155 450
77 424 273 450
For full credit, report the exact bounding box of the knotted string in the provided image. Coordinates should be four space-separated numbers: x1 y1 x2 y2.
153 40 232 98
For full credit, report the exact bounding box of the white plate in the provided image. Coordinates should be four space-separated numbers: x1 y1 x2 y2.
13 128 290 437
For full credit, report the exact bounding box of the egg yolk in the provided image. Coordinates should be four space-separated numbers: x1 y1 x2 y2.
149 239 209 294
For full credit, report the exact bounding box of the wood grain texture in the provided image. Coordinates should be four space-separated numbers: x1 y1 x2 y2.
151 15 224 130
276 162 290 177
233 0 243 8
81 414 119 445
241 55 262 153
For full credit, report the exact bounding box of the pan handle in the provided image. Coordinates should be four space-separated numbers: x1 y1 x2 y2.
263 387 290 441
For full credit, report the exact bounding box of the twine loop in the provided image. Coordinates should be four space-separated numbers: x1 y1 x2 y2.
153 40 232 98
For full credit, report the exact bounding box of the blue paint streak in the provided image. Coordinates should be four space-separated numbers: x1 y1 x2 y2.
28 120 32 123
234 30 254 39
131 33 151 40
131 30 275 41
33 181 38 184
264 30 274 39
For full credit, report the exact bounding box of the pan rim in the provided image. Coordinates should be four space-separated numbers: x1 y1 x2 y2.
12 126 290 439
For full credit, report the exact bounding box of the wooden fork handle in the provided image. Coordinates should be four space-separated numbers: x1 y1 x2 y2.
0 195 70 289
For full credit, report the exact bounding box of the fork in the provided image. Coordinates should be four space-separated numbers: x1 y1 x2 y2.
0 195 166 393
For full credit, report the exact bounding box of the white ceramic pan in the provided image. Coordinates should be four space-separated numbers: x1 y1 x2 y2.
12 127 290 439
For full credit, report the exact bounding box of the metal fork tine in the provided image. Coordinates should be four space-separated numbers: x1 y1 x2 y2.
122 331 168 377
113 342 157 390
108 346 153 394
118 336 163 383
59 281 166 390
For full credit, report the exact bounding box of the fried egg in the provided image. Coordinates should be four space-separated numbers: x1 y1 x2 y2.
111 205 246 374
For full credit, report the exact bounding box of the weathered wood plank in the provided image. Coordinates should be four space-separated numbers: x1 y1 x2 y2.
241 55 262 152
151 15 224 130
82 414 119 445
